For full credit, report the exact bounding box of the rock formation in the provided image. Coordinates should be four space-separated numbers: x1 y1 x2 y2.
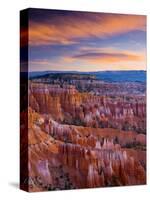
20 77 146 191
29 83 146 134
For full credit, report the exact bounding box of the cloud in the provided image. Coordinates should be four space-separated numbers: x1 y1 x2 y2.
28 13 146 46
26 10 146 71
72 51 143 64
29 46 146 71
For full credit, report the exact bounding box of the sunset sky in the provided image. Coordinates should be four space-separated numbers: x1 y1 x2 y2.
21 9 146 72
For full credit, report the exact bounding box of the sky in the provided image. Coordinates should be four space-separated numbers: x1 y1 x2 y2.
21 9 146 72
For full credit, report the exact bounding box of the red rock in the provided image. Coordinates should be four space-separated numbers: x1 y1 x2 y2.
21 82 146 191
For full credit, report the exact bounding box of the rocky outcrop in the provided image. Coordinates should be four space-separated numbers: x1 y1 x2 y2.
22 80 146 192
29 83 146 134
22 108 146 191
31 109 145 150
59 142 145 187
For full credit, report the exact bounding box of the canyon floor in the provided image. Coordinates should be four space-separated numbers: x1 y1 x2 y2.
20 72 146 192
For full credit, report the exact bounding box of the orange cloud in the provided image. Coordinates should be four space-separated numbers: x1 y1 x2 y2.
65 48 144 64
54 49 146 71
28 14 146 46
28 48 146 72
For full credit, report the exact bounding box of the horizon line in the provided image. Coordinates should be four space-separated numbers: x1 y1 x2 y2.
28 69 146 73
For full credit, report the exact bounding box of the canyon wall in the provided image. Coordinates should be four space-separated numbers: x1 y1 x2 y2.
23 82 146 191
29 83 146 133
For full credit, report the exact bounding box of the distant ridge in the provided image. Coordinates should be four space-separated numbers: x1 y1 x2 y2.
28 70 146 83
